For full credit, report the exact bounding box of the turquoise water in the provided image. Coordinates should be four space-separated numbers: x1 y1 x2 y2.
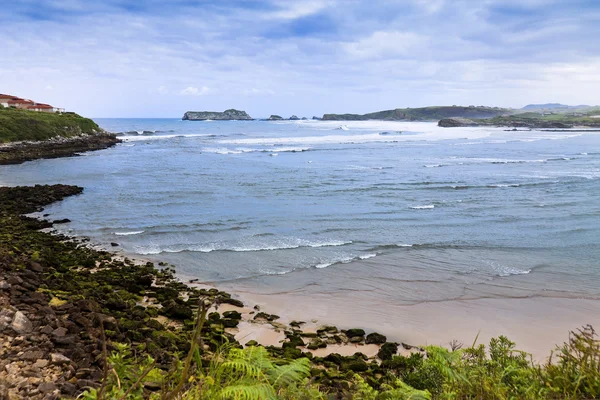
2 119 599 305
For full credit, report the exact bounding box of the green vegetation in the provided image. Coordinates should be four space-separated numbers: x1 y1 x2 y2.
0 106 102 143
439 108 600 128
322 106 510 121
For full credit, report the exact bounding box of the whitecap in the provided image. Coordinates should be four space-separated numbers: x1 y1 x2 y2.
114 230 144 236
410 205 435 209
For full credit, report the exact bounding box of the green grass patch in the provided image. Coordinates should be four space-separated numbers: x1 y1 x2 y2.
0 106 101 143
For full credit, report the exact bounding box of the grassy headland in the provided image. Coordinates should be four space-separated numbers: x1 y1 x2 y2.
322 106 510 121
439 108 600 128
0 106 102 143
0 106 120 164
0 185 598 399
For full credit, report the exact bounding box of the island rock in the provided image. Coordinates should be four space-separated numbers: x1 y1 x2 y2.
267 115 283 121
182 109 253 121
288 115 300 120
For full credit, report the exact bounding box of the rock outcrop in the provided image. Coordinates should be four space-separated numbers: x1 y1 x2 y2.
288 115 300 120
0 133 121 165
182 109 253 121
438 117 479 127
267 115 283 121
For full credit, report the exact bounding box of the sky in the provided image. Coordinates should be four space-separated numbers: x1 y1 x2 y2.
1 0 600 118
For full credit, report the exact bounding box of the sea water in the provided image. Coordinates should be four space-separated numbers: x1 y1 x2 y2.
2 119 599 347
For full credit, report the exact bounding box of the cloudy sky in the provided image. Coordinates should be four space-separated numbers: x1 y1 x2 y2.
2 0 599 117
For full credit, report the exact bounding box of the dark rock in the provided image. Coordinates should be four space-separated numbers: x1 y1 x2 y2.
28 262 44 273
377 342 399 360
245 340 259 347
267 115 283 121
162 301 193 320
221 298 244 308
366 332 387 344
60 382 77 397
52 218 71 224
110 242 119 247
38 382 57 394
222 310 242 320
289 115 300 120
253 312 279 322
345 328 365 338
221 319 239 328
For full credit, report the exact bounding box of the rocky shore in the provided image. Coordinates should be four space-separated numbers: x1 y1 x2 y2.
0 133 121 165
0 185 408 399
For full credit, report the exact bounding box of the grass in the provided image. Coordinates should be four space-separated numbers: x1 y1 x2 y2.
0 105 101 143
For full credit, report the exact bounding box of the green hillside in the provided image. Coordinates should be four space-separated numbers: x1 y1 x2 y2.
0 106 102 143
322 106 511 121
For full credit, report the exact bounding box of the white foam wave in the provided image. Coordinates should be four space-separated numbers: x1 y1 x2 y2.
114 230 145 236
410 204 435 209
484 260 531 277
134 238 352 255
201 146 311 155
315 253 377 269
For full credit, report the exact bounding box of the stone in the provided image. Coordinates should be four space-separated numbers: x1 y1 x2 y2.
28 262 44 272
221 319 239 328
21 350 45 361
245 340 259 347
52 327 68 337
10 311 33 334
110 242 119 247
345 328 365 338
349 336 363 343
38 382 57 393
222 310 242 320
221 298 244 308
365 332 387 345
34 359 49 368
377 342 399 361
50 353 71 365
0 281 10 290
267 115 283 121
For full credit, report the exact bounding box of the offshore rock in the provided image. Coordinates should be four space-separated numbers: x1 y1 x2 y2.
267 115 283 121
182 109 253 121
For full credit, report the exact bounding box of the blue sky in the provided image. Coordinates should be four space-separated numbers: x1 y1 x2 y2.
1 0 599 117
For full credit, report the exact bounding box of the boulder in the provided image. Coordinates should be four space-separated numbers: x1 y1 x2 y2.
345 328 365 338
366 332 387 344
377 342 399 360
11 311 32 333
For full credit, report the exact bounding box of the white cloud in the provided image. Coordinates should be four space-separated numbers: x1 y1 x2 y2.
157 86 168 94
267 1 332 20
180 86 210 96
343 31 426 59
243 88 275 96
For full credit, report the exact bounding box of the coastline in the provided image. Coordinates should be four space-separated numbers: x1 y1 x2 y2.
0 185 399 399
0 133 121 165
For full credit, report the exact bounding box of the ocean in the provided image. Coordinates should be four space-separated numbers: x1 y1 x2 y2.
2 118 599 356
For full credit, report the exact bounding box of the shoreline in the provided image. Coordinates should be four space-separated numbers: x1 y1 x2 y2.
0 185 400 398
0 133 121 165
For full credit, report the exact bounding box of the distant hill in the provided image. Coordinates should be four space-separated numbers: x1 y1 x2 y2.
322 106 510 121
522 103 591 111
